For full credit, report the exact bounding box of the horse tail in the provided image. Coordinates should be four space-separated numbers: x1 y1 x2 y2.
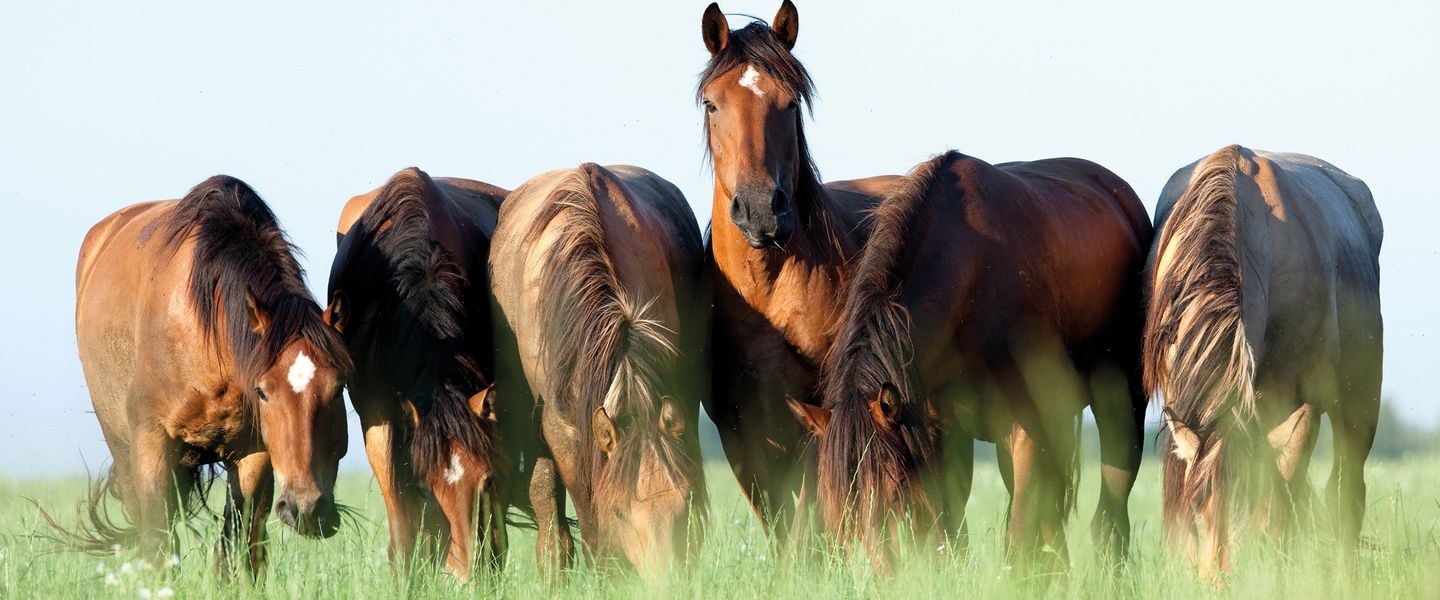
32 462 218 554
1143 144 1257 538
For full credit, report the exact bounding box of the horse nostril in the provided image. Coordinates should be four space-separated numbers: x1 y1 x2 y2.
275 498 293 520
770 188 787 213
730 195 747 224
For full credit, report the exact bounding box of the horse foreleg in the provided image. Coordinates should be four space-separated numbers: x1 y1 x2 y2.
218 452 274 578
363 418 429 570
530 454 574 583
129 429 182 557
1003 419 1072 576
938 433 974 555
1089 368 1144 563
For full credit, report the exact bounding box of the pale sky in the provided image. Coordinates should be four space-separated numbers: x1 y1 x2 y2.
1 1 1435 475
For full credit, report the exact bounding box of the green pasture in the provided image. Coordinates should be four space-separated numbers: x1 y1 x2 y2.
3 438 1438 599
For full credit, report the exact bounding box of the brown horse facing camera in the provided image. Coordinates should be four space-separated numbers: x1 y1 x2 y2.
1146 146 1383 578
489 164 707 581
71 176 351 574
791 151 1152 573
697 1 905 545
327 168 509 580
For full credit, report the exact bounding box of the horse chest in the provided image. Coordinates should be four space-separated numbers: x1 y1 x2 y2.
163 387 255 459
719 256 841 363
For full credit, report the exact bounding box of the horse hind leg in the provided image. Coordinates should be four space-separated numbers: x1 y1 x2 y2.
1325 360 1380 556
1087 364 1144 563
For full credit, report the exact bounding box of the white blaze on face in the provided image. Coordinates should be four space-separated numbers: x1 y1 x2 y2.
288 351 316 394
443 453 465 485
739 65 765 97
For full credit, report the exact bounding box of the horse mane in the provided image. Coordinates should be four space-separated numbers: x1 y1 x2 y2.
696 20 834 250
524 164 701 520
817 151 962 531
1143 144 1259 539
345 167 502 484
152 175 350 385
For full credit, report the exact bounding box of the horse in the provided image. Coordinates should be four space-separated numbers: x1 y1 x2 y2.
70 175 351 575
789 150 1153 573
325 168 509 580
489 163 707 580
1144 145 1383 577
696 0 906 543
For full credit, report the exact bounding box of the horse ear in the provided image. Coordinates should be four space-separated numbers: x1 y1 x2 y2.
1164 408 1200 465
659 396 686 438
772 0 799 50
323 292 347 333
468 385 497 423
869 384 901 430
244 292 270 335
593 407 618 455
786 397 830 436
701 3 729 55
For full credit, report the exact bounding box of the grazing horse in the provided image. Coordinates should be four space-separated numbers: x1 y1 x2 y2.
326 168 509 579
696 0 905 541
489 164 706 580
1145 145 1383 577
72 176 351 573
790 151 1152 572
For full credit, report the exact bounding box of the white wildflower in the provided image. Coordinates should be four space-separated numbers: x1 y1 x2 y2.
112 543 123 556
120 561 133 574
166 554 181 568
138 587 152 599
156 588 175 599
104 573 119 586
97 562 106 574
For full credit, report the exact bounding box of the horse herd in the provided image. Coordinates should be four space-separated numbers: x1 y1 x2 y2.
62 0 1383 586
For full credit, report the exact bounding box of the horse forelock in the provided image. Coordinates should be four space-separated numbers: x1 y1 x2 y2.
152 175 351 386
526 166 702 518
1145 145 1260 537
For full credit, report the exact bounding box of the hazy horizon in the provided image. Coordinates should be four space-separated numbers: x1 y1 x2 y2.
1 0 1435 475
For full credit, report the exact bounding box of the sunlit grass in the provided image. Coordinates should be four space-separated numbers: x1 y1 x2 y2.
3 451 1438 599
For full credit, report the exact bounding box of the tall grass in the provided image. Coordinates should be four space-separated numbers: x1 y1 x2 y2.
3 451 1438 599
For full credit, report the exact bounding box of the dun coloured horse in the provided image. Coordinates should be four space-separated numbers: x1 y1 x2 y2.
71 176 351 574
791 151 1152 573
697 1 904 542
489 164 707 580
1145 145 1383 577
327 168 509 579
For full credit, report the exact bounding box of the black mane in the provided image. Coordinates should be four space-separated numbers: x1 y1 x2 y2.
328 167 501 483
817 152 962 531
154 175 350 384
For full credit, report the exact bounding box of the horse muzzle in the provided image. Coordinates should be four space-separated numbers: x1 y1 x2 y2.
730 187 794 248
275 490 340 538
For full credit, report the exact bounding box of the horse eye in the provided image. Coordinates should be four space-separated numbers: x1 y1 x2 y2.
786 101 799 112
705 102 718 114
254 387 269 402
